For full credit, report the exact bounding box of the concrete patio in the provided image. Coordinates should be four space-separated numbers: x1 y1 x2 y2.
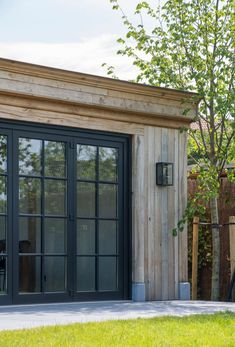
0 300 234 331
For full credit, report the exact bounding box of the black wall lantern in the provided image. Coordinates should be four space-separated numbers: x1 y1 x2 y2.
156 162 174 186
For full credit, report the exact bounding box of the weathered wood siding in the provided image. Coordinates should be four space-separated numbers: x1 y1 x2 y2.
132 127 187 300
0 58 193 301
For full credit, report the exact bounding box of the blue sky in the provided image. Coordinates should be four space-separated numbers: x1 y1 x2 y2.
0 0 156 79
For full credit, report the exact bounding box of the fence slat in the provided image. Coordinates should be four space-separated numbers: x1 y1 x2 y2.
192 216 199 300
229 216 235 301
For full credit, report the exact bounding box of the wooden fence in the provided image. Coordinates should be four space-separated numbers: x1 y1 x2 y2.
188 175 235 300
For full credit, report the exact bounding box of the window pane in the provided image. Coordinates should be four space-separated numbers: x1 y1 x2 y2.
0 256 7 294
19 178 41 214
77 220 95 255
0 216 6 253
44 218 66 253
0 135 7 174
44 180 66 216
19 256 41 293
44 256 66 292
99 257 117 291
45 141 66 178
99 221 117 254
77 182 95 217
19 138 42 176
77 257 95 292
19 217 41 253
0 176 6 214
99 184 117 218
77 145 96 180
99 147 118 182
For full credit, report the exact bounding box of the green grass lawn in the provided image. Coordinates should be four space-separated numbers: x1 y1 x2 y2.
0 312 234 347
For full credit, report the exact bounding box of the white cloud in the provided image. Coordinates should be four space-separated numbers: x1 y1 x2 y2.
50 0 145 7
0 35 138 80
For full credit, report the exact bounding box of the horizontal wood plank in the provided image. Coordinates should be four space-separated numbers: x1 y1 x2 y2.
0 93 192 130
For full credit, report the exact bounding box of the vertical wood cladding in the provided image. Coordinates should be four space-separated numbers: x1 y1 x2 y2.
132 126 187 300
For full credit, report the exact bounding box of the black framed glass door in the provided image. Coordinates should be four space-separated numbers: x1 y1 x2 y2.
75 141 124 300
0 131 12 305
0 121 130 304
14 134 69 303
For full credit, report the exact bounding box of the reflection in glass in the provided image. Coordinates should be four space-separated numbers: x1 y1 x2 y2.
77 257 95 291
45 141 66 177
44 218 66 253
99 184 117 218
19 138 42 176
44 256 66 292
99 257 117 291
77 182 95 217
19 217 41 253
44 180 66 216
19 256 41 293
77 220 95 255
0 176 6 214
77 145 96 180
0 216 6 252
19 178 41 214
99 147 118 182
99 221 117 254
0 135 7 174
0 220 6 293
0 256 6 293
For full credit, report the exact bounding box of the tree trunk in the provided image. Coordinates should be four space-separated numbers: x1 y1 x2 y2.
210 196 220 301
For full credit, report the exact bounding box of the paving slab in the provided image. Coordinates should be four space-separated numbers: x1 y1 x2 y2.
0 300 234 331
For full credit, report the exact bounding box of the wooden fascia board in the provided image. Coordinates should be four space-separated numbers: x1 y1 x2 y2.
0 91 192 129
0 58 199 104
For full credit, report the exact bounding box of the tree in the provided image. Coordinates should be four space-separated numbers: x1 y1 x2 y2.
108 0 235 300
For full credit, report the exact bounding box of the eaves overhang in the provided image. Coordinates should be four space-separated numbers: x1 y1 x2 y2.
0 58 200 128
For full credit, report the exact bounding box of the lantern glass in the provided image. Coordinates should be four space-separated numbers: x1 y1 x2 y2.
156 162 173 186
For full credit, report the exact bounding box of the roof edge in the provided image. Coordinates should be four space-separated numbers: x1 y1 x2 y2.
0 57 200 104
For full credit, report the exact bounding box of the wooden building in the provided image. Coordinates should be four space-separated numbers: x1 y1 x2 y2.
0 58 198 305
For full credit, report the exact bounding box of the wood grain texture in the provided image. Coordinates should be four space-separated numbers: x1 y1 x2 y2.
132 134 145 283
0 57 199 105
142 127 188 300
0 57 199 130
0 74 194 120
0 93 191 130
178 131 188 282
174 130 179 298
154 127 163 300
161 128 169 300
167 129 176 299
0 69 194 121
192 216 200 300
229 216 235 280
145 126 156 300
0 103 145 135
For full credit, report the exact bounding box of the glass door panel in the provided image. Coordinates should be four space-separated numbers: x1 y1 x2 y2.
77 220 95 254
77 183 96 217
18 138 68 295
77 257 95 292
19 256 41 293
99 257 117 291
18 138 42 293
99 147 118 181
76 144 120 295
77 144 97 180
0 135 7 296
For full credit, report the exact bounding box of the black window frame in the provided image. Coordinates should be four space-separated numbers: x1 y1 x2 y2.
0 119 131 305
